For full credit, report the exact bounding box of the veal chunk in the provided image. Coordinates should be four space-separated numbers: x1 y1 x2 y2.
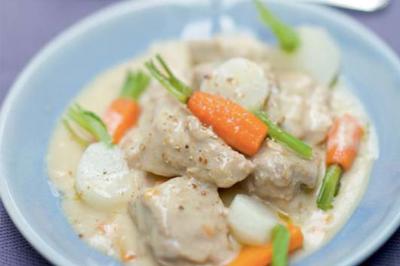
267 71 333 144
131 177 237 266
123 94 253 188
246 140 321 201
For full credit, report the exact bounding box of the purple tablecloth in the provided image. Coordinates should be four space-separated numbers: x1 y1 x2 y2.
0 0 399 265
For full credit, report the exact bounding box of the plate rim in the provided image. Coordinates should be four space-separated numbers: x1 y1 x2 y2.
0 0 399 265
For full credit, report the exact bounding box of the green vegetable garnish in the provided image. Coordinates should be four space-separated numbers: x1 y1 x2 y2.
120 70 150 100
317 164 343 210
254 0 300 53
62 119 89 147
329 74 339 88
272 224 290 266
66 104 113 146
254 111 313 159
145 54 192 103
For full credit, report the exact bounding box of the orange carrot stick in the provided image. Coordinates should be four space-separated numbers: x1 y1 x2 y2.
103 71 149 143
318 114 364 210
287 224 303 251
104 98 140 143
326 114 364 171
228 244 273 266
145 55 314 157
146 55 267 156
188 91 268 156
228 224 303 266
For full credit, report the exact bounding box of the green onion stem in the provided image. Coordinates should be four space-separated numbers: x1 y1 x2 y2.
120 70 150 101
145 54 192 103
67 104 113 146
62 119 89 147
254 0 300 53
317 164 343 210
272 224 290 266
254 111 313 159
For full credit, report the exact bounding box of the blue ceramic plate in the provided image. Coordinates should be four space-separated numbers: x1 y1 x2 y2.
1 0 399 265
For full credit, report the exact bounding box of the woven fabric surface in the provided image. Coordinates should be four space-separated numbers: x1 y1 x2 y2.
1 0 400 265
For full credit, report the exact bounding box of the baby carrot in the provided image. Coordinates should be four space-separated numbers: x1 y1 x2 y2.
103 71 150 143
188 91 268 156
326 114 364 171
317 114 364 210
145 55 312 157
228 244 273 266
104 98 140 144
287 224 304 252
228 224 303 266
146 55 267 156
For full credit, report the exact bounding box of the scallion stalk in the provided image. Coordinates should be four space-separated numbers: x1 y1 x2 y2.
317 164 343 210
254 0 300 53
120 70 150 101
254 110 313 159
145 54 192 103
67 104 113 146
272 224 290 266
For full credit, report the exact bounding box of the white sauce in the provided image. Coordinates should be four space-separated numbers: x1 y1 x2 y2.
47 62 145 265
47 37 378 265
289 82 378 259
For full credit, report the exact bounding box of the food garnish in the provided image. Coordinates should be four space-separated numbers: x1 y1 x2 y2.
145 55 312 158
228 224 303 266
317 114 364 210
66 104 112 146
254 0 300 53
103 71 150 143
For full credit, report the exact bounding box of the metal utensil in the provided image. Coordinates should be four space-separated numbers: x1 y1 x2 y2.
293 0 390 12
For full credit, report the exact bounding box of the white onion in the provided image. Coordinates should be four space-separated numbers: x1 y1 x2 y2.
201 57 270 110
228 194 278 245
76 142 133 209
293 26 341 87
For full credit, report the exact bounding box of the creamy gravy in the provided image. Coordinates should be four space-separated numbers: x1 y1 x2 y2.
47 38 378 265
288 83 378 258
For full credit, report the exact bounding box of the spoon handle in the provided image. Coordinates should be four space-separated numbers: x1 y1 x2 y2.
293 0 390 12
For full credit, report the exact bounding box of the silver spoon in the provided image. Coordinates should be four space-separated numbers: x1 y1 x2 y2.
293 0 390 12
